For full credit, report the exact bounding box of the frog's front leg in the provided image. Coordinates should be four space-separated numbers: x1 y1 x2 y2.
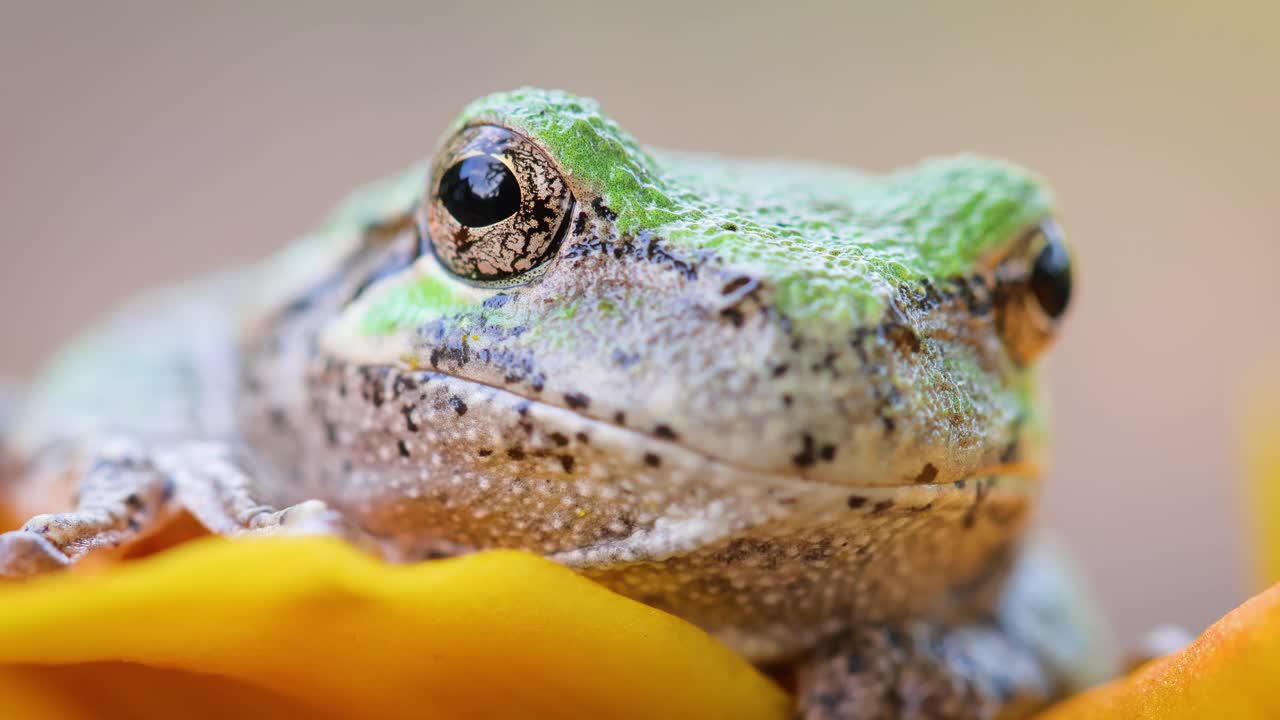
0 438 377 579
794 620 1052 720
792 540 1111 720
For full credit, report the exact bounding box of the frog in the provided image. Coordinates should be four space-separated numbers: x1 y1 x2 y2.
0 88 1112 719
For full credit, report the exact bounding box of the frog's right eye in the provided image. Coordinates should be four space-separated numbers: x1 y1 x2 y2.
996 219 1073 364
420 124 574 284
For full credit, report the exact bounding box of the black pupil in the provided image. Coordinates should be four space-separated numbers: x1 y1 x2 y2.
438 155 521 227
1029 234 1072 319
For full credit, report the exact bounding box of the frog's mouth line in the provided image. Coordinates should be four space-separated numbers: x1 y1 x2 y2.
408 360 1044 493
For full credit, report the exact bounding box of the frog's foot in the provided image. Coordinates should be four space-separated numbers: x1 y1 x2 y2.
0 531 71 577
794 621 1054 720
162 443 386 556
0 440 384 579
229 500 386 557
0 439 177 579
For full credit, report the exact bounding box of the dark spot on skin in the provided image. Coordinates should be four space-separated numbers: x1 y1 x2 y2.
124 493 143 511
575 432 590 444
782 394 794 408
800 539 832 563
324 421 339 447
913 463 939 484
591 197 618 221
363 369 387 407
477 448 492 457
884 626 909 651
397 440 411 458
507 446 526 460
844 652 865 675
549 432 570 447
613 411 627 425
819 444 837 461
792 434 817 468
847 495 868 509
268 408 288 429
1000 414 1025 463
811 352 839 375
721 276 754 296
564 392 590 410
1001 438 1021 463
611 350 640 368
572 211 588 235
559 455 575 473
963 479 992 529
392 375 418 397
872 500 894 514
282 295 314 316
964 275 994 316
643 452 662 468
771 364 789 378
637 232 697 279
402 406 420 432
714 538 783 568
653 424 678 440
341 459 353 474
515 401 531 417
448 396 468 415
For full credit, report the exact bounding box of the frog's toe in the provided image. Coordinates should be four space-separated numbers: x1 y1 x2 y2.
240 500 388 558
0 529 71 579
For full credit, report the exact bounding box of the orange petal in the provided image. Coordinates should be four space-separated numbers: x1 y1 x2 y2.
0 537 790 720
1034 581 1280 720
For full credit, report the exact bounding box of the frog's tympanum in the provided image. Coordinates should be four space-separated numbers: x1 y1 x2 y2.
0 89 1109 719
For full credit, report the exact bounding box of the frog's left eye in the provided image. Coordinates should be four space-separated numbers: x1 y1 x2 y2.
420 124 573 284
996 219 1073 364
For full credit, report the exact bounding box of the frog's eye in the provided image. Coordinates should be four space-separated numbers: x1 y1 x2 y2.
421 124 573 283
995 219 1073 363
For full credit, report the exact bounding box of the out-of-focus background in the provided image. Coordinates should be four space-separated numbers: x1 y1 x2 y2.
1 1 1276 647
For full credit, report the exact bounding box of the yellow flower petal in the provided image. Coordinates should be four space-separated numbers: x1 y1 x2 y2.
0 537 790 720
1034 581 1280 719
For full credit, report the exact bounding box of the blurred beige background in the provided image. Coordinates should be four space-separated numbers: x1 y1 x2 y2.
2 1 1277 646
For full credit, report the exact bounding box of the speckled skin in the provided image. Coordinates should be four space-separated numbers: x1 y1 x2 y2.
0 89 1110 718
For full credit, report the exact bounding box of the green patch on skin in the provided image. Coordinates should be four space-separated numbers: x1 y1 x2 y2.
359 271 476 336
455 89 1054 329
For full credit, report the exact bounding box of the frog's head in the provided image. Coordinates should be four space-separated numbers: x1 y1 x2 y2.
331 88 1072 491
